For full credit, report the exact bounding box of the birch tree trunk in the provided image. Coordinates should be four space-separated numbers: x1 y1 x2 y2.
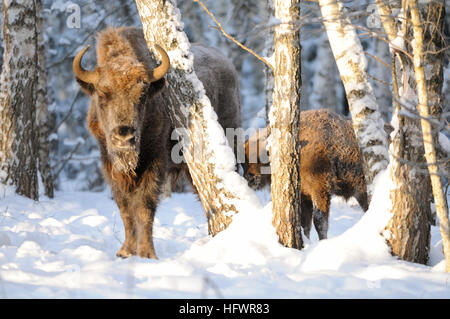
318 0 389 196
134 0 261 236
35 0 54 198
375 0 447 265
378 0 431 265
268 0 303 249
386 67 432 265
410 0 450 272
0 0 39 200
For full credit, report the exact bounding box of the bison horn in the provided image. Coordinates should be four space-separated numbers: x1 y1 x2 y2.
150 44 170 82
73 45 99 84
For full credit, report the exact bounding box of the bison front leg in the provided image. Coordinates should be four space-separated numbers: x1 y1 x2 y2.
311 192 331 240
116 201 137 258
300 196 314 239
313 207 329 240
135 200 158 259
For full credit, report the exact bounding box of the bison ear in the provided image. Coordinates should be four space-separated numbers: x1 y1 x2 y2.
147 78 166 98
76 77 95 96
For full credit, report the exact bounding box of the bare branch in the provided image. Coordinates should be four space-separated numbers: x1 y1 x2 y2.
52 141 82 181
193 0 274 71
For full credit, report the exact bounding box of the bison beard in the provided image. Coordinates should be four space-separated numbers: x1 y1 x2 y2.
73 27 242 259
111 150 139 177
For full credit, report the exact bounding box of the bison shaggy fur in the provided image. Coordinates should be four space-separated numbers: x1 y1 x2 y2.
243 109 369 240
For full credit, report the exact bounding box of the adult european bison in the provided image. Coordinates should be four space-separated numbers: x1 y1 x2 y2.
242 109 369 240
73 27 241 259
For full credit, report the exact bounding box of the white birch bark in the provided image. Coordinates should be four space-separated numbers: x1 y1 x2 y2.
134 0 261 236
318 0 389 196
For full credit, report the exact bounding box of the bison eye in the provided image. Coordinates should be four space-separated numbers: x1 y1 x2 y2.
98 91 110 100
96 85 111 100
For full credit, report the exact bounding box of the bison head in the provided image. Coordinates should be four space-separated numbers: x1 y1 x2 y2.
73 43 170 176
243 128 271 190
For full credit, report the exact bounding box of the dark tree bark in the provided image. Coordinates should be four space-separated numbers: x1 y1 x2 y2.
0 0 40 200
376 0 448 265
268 0 303 249
35 0 54 198
410 0 449 271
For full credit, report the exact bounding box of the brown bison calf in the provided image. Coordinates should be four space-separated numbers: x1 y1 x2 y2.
73 27 241 258
243 109 369 240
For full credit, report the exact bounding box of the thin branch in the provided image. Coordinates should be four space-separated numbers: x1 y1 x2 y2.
423 45 450 55
52 141 82 181
193 0 274 71
54 89 82 132
363 50 391 68
351 24 414 61
367 72 391 87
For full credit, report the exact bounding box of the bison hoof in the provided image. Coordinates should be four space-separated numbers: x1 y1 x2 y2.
116 245 134 259
137 249 158 260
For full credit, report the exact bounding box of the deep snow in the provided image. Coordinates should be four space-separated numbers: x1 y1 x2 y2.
0 170 449 298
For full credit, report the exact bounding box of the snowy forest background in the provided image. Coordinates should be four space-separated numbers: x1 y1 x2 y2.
1 0 431 192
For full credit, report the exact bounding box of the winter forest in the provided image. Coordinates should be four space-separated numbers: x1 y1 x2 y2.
0 0 449 299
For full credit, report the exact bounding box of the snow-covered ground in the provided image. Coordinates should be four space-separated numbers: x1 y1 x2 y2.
0 171 449 298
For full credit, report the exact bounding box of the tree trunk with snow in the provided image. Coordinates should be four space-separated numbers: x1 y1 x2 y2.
0 0 39 200
383 2 431 265
386 78 432 265
268 0 303 249
134 0 261 236
35 0 54 198
376 0 445 265
409 0 450 272
318 0 389 197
